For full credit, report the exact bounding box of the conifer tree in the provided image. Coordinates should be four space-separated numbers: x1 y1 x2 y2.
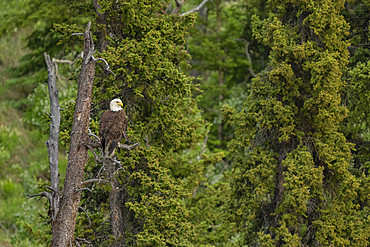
342 1 370 170
223 0 370 245
51 0 227 245
187 0 269 151
0 0 86 102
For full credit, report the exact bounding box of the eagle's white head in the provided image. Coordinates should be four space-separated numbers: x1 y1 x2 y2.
110 98 123 112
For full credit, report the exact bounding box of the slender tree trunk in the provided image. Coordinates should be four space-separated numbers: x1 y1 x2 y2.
44 53 60 224
105 157 125 245
51 22 96 247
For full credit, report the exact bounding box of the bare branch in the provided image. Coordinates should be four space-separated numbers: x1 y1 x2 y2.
244 42 257 78
80 179 109 187
113 167 125 175
180 0 210 16
52 58 74 65
71 33 84 36
54 62 63 81
87 138 101 149
51 56 81 82
0 223 17 235
91 55 116 77
75 237 92 244
74 187 92 194
97 163 106 180
11 224 17 235
45 185 57 193
88 128 100 142
117 142 140 150
27 192 52 203
86 143 103 163
235 39 257 78
78 207 92 226
44 111 51 119
0 223 7 233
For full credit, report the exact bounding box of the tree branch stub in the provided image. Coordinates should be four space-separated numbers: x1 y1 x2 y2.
117 142 140 150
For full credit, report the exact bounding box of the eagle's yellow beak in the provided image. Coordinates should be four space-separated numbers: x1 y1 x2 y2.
118 102 123 107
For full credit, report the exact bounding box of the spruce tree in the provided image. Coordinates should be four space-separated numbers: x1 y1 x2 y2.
188 0 270 151
52 0 226 245
0 0 86 102
223 0 370 245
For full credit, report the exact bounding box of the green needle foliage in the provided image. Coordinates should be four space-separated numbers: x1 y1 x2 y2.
188 0 270 151
51 0 229 245
342 1 370 190
223 0 370 245
0 0 87 104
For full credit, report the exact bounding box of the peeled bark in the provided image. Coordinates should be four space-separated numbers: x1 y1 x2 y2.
51 22 96 247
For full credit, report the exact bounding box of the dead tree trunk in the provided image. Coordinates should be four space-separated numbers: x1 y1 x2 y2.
51 22 96 247
27 52 62 243
44 53 61 223
106 157 125 245
104 143 139 245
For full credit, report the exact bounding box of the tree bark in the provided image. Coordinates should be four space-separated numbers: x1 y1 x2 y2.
106 157 125 245
44 52 61 224
106 143 139 245
51 22 96 247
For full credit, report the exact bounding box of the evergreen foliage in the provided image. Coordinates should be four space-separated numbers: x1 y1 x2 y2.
51 0 228 245
188 0 269 151
0 0 86 111
223 0 370 245
3 0 370 245
342 0 370 172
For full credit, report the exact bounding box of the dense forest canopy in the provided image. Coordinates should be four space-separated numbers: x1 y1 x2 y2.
0 0 370 246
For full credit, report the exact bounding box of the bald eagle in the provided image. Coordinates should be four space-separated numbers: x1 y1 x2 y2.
99 98 131 157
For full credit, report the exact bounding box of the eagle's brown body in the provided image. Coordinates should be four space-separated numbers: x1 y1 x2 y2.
99 109 130 157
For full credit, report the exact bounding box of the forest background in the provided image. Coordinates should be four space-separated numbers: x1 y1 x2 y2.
1 0 370 246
